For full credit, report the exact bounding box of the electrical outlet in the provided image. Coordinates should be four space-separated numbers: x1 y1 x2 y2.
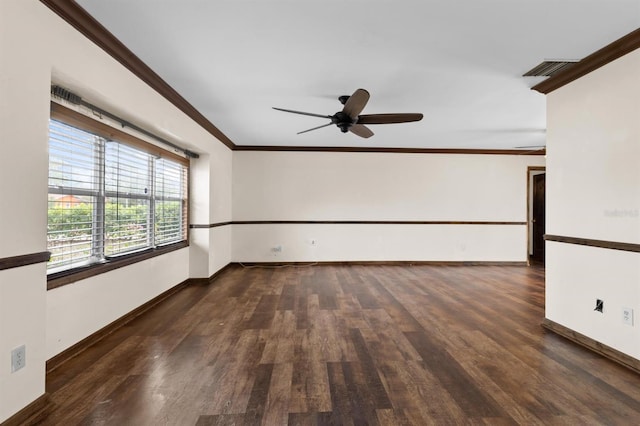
11 345 26 373
622 307 634 326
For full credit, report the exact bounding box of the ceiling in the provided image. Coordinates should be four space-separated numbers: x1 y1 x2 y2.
75 0 640 150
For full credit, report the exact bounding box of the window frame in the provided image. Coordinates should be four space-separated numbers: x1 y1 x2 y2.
47 102 190 290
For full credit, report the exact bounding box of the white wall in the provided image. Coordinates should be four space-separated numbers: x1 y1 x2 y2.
45 249 189 359
546 49 640 358
189 150 233 279
1 2 55 420
233 151 545 262
0 265 48 423
0 1 231 421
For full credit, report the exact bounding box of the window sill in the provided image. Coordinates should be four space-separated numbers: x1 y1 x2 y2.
47 241 189 290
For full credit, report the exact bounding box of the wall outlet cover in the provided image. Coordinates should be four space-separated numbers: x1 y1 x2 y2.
11 345 26 373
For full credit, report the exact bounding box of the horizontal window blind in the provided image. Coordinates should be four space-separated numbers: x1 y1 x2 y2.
48 120 102 270
47 109 189 273
105 142 152 256
155 158 188 245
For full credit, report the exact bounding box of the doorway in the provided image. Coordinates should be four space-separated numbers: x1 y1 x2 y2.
527 167 546 265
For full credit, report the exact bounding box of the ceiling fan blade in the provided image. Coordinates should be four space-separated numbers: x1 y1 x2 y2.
297 122 334 135
273 107 332 119
357 113 424 125
349 124 374 138
342 89 370 120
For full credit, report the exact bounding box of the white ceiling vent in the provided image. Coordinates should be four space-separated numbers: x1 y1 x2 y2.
523 60 579 77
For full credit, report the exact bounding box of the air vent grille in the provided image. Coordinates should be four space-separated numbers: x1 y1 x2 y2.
523 60 578 77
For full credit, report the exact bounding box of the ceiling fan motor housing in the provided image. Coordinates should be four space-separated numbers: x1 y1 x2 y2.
333 111 356 132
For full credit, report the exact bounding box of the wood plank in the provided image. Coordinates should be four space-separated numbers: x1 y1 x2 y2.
278 284 297 310
289 324 332 415
262 362 294 426
326 362 355 426
341 361 380 425
243 294 279 329
243 363 274 425
348 328 393 409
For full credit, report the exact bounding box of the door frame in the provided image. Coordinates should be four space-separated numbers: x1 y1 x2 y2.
527 166 546 266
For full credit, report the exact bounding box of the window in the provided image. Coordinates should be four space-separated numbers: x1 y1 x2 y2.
47 104 188 274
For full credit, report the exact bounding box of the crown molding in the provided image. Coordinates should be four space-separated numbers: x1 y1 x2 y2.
234 145 546 155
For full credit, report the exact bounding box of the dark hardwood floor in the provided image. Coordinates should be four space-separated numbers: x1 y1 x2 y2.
41 264 640 425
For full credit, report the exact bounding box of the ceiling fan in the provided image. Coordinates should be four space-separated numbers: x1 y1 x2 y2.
273 88 423 138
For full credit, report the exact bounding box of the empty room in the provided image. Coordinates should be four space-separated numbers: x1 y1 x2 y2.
1 0 639 424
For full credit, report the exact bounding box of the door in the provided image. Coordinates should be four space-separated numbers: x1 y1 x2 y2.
532 173 546 264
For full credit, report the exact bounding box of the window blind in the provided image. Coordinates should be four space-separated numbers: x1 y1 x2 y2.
48 120 103 270
47 114 189 273
154 158 188 245
105 142 152 256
